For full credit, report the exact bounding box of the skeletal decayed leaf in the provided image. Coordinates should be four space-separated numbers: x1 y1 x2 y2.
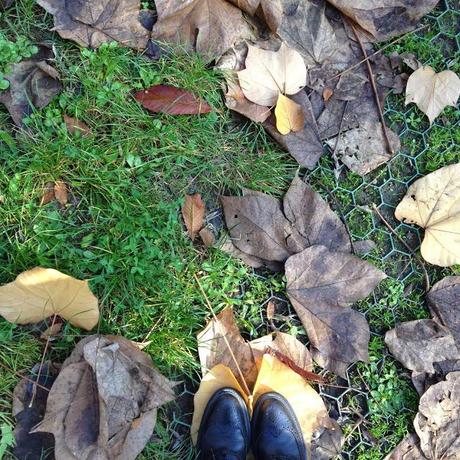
274 93 304 135
405 66 460 123
36 0 151 49
286 245 386 376
238 43 307 106
34 335 177 460
0 267 99 330
182 193 206 240
395 163 460 267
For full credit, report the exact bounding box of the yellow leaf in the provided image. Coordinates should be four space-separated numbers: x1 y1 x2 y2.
252 354 332 445
274 93 304 135
0 267 99 330
395 163 460 267
190 364 248 444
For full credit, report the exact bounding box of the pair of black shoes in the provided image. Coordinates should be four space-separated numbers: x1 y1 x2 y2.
197 388 307 460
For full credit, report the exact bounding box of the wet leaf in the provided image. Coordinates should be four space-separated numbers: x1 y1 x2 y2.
0 267 99 330
63 115 91 136
405 66 460 124
286 245 386 376
238 43 306 107
36 0 151 49
395 163 460 267
274 93 304 135
151 0 252 62
135 85 212 115
34 335 177 460
182 193 205 240
0 46 61 126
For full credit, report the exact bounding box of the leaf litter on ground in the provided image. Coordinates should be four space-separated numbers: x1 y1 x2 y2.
181 193 206 241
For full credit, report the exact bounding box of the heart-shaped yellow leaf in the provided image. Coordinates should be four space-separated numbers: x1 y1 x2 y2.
0 267 99 330
274 93 304 135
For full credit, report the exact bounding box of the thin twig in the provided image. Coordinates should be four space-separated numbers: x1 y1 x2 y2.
372 205 430 291
194 273 252 397
348 21 394 156
29 314 57 407
327 24 427 81
0 360 50 393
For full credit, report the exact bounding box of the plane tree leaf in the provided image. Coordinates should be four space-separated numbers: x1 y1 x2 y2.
274 93 305 135
286 245 386 376
151 0 252 62
34 335 177 460
227 0 282 32
395 163 460 267
134 85 212 115
405 66 460 124
238 43 307 107
36 0 151 49
0 267 99 330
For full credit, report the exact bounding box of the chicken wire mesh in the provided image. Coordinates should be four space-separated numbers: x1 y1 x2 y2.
163 2 459 459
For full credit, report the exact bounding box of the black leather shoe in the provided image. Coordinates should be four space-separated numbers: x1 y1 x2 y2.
252 392 307 460
197 387 251 460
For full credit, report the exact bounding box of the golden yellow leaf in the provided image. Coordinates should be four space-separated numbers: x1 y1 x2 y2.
395 163 460 267
274 93 304 135
252 354 332 445
190 364 248 444
0 267 99 330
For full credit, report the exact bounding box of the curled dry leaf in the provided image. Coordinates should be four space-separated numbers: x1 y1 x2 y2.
275 93 305 135
63 115 91 136
286 245 386 376
395 163 460 267
414 371 460 459
0 267 99 330
36 0 151 49
135 85 212 115
238 43 307 107
227 0 283 32
151 0 252 62
405 66 460 124
0 46 61 126
34 335 177 460
12 362 60 460
182 193 205 241
53 180 68 206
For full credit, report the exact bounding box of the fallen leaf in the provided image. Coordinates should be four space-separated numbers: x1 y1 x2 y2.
0 46 61 126
40 322 63 339
405 66 460 124
0 267 99 330
199 227 216 247
53 180 68 206
427 276 460 346
63 114 91 136
325 121 400 176
182 193 205 241
395 163 460 267
385 319 459 374
36 0 151 49
414 371 460 459
151 0 252 62
34 335 177 460
227 0 282 32
286 245 386 376
135 85 212 115
328 0 439 41
39 182 55 206
385 433 427 460
311 419 344 460
238 43 307 107
12 362 60 460
323 88 334 102
275 93 305 135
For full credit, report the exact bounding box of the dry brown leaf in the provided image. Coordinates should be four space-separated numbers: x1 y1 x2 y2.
238 43 307 107
53 180 68 206
63 115 91 136
36 0 151 49
199 227 216 247
227 0 282 32
182 193 205 241
40 322 63 339
34 335 177 460
151 0 252 62
395 163 460 267
39 182 55 206
0 267 99 330
405 66 460 124
274 93 305 135
385 433 427 460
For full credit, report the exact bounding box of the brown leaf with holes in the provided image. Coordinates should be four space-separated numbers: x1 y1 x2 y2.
36 0 151 49
34 335 177 460
182 193 205 240
63 115 91 136
286 245 386 376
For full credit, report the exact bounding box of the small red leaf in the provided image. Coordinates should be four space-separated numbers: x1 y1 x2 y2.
134 85 212 115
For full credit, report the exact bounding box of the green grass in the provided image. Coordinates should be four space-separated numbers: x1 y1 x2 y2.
0 0 459 458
